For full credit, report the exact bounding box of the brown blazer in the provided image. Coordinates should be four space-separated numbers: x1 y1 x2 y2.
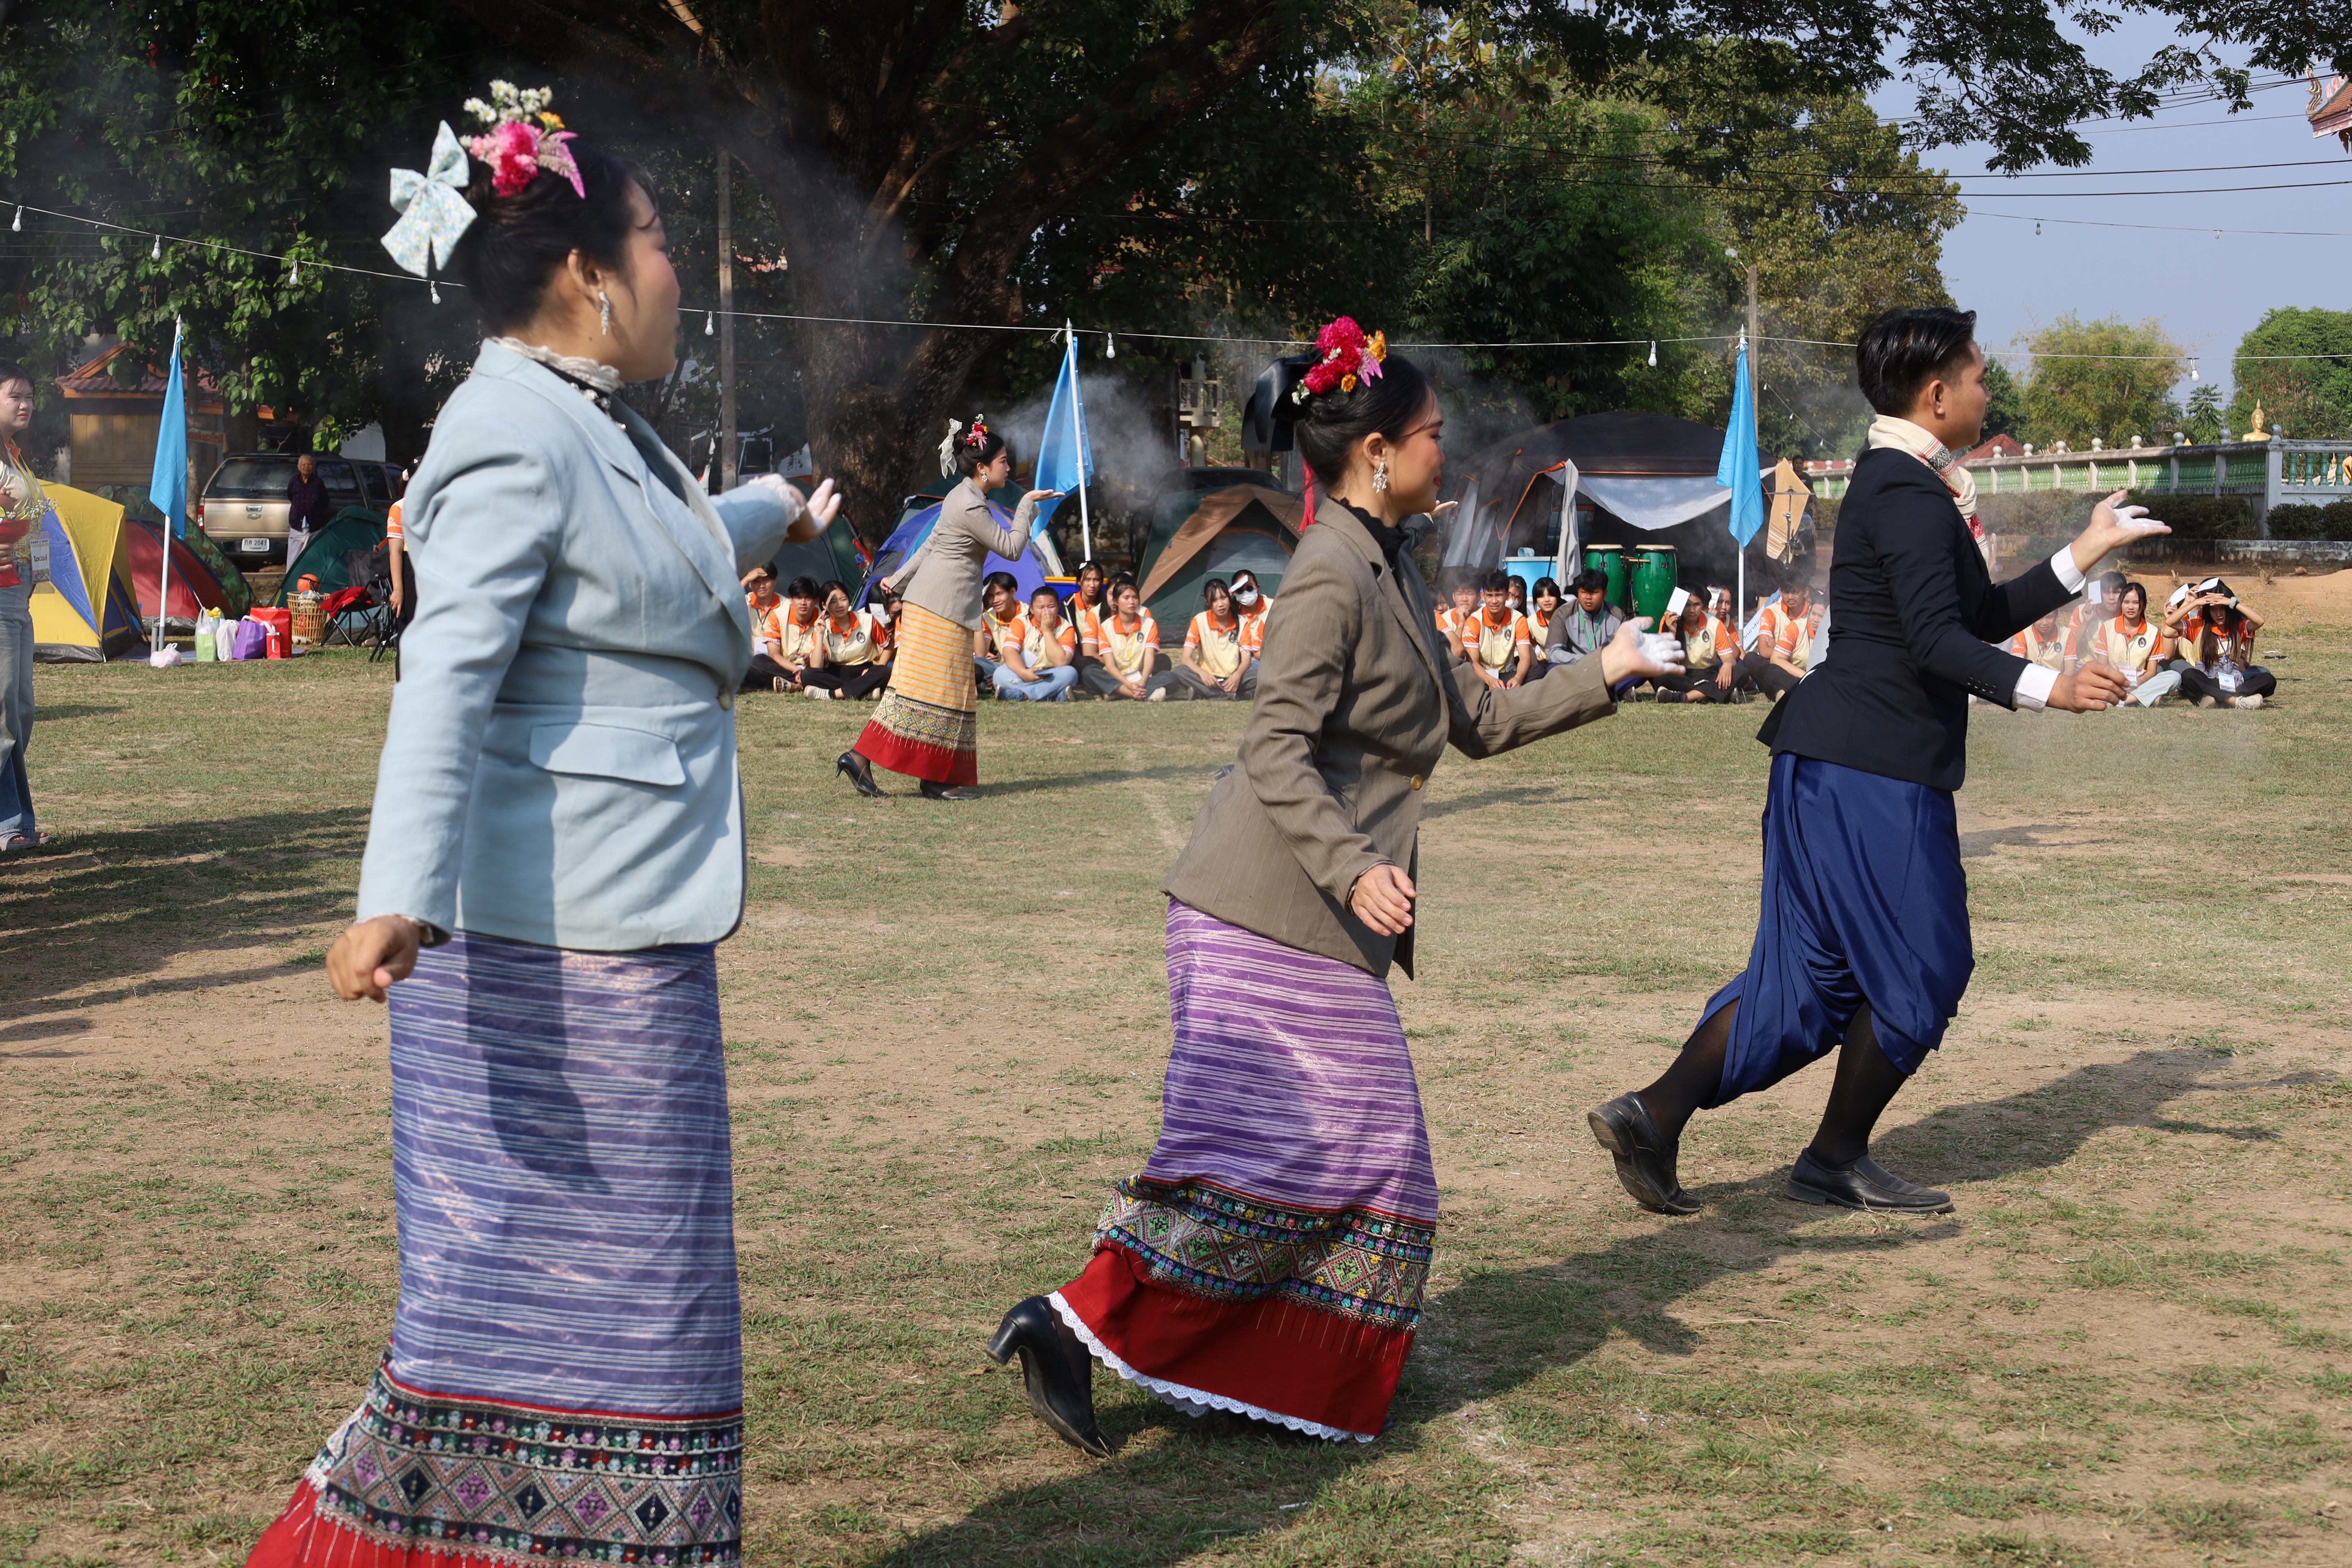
1162 498 1617 978
885 478 1037 629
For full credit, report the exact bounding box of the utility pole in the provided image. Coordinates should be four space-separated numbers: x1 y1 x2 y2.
1745 262 1759 376
717 146 737 492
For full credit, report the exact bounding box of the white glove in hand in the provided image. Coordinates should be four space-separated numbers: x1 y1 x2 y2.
1640 631 1686 672
2105 502 2167 539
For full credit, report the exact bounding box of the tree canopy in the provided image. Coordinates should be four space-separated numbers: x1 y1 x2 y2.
0 0 2332 533
2018 315 2186 450
2229 307 2352 441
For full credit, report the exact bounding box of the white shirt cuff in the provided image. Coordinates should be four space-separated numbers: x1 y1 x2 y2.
2049 545 2086 594
2013 661 2059 711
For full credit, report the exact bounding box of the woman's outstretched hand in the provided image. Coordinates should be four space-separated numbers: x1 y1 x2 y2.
2070 489 2169 576
1349 862 1417 936
776 477 842 544
326 916 421 1002
1597 616 1683 691
1022 488 1065 505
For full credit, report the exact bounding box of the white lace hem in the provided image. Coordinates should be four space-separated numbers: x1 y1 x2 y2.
1046 1290 1377 1444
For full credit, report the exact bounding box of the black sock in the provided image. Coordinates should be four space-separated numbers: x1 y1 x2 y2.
1635 999 1736 1144
1807 1008 1909 1170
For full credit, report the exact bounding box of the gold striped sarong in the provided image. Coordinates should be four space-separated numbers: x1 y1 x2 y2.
854 602 978 784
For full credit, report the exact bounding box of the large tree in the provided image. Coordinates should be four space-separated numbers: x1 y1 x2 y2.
429 0 2351 533
2229 306 2352 441
2018 314 2187 450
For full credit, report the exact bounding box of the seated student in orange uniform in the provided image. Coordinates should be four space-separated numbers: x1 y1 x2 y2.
1174 577 1257 700
1082 579 1180 701
2085 580 2167 703
995 584 1080 701
753 575 824 693
1436 577 1479 644
1065 561 1110 690
1651 590 1737 703
2167 581 2273 709
740 564 789 691
1734 572 1818 701
2010 609 2075 676
801 579 894 701
1524 576 1562 679
1227 568 1272 654
1462 566 1535 691
973 570 1029 695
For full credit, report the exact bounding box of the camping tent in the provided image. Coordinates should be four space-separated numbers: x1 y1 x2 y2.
123 518 234 627
770 518 865 595
277 506 389 603
31 483 142 662
857 498 1052 607
1136 484 1303 640
1440 412 1806 594
90 482 253 616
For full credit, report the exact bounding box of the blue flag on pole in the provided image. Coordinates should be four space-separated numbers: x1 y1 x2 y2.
148 320 189 538
1031 328 1092 536
1716 338 1762 547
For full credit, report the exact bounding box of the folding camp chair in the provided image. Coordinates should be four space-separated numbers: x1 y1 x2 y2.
364 542 417 666
321 550 388 650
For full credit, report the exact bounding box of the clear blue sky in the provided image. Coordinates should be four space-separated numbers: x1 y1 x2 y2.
1872 19 2343 404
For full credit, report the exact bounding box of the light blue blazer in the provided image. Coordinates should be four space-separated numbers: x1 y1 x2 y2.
356 340 794 950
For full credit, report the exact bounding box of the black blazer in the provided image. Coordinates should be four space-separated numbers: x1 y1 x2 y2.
1760 447 2075 793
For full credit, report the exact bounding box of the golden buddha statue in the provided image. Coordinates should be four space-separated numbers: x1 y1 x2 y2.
2245 402 2271 441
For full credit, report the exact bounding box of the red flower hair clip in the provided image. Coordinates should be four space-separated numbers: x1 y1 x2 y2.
1292 316 1388 403
462 81 582 199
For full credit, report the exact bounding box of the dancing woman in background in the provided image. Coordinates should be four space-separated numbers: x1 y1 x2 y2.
986 318 1676 1451
838 418 1056 800
1586 306 2166 1220
248 85 838 1568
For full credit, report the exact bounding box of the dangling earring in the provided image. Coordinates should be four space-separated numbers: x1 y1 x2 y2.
598 289 612 336
1373 456 1389 494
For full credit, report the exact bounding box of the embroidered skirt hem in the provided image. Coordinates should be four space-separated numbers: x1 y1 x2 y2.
856 603 976 784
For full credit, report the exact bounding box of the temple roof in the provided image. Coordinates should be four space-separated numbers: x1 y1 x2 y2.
56 340 225 407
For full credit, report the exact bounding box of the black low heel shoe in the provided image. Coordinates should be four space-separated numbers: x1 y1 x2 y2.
1787 1148 1953 1213
988 1297 1112 1456
920 780 978 801
1586 1092 1701 1216
836 751 886 798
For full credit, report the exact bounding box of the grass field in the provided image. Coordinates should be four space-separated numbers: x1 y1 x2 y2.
3 576 2350 1566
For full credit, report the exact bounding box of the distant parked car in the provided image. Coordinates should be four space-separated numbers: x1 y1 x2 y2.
196 453 398 568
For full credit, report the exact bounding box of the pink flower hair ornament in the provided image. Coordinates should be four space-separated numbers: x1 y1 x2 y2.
1291 316 1388 403
462 81 584 199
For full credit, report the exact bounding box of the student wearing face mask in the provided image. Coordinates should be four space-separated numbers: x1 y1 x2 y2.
1228 569 1270 652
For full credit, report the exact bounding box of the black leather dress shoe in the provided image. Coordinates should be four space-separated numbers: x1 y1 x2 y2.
988 1297 1112 1456
921 781 979 801
1586 1093 1700 1216
1786 1149 1953 1213
836 752 887 799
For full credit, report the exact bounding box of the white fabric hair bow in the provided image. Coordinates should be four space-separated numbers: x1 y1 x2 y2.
382 122 478 277
937 419 964 478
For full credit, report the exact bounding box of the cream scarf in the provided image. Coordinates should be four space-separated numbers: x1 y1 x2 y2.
1867 415 1980 535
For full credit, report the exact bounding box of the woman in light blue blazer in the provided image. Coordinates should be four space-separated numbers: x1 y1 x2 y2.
253 103 837 1568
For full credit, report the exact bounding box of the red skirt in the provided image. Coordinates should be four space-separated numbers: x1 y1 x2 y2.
854 603 977 785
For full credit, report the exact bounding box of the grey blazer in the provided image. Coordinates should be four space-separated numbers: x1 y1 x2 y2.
887 478 1037 628
1163 498 1617 978
355 341 797 950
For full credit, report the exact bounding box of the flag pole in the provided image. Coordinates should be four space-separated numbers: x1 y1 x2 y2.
153 322 181 655
1069 323 1093 565
1735 332 1747 629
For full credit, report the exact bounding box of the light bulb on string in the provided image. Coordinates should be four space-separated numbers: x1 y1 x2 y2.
1647 340 1657 368
1104 332 1116 360
290 257 300 284
2034 222 2041 236
9 207 19 232
151 234 161 259
429 279 440 304
2190 364 2199 381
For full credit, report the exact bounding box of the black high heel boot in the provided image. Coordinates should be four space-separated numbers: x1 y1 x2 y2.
836 751 886 799
988 1297 1112 1456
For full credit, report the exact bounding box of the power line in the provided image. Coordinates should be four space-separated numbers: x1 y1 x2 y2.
1970 209 2352 239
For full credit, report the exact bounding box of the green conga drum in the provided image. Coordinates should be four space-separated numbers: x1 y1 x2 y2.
1581 544 1627 611
1629 545 1678 626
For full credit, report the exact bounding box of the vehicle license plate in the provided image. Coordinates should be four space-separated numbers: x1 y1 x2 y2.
240 538 272 552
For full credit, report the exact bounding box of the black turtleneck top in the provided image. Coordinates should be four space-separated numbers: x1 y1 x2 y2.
1335 498 1410 573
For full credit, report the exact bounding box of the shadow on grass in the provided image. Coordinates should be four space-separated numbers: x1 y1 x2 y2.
866 1046 2281 1565
0 808 361 1013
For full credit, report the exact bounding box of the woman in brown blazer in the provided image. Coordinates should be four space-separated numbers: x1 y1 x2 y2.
841 416 1055 799
985 322 1677 1452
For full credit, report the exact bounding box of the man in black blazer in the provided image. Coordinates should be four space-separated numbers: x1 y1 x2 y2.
1586 306 2168 1216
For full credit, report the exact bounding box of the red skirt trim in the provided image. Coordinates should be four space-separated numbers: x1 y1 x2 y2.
1057 1246 1412 1441
247 1481 475 1568
853 721 977 786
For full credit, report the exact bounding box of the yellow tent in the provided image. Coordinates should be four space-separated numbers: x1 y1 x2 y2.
31 482 141 662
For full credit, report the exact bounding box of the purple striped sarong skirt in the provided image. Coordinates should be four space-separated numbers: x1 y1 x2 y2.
1053 901 1437 1442
248 933 743 1568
